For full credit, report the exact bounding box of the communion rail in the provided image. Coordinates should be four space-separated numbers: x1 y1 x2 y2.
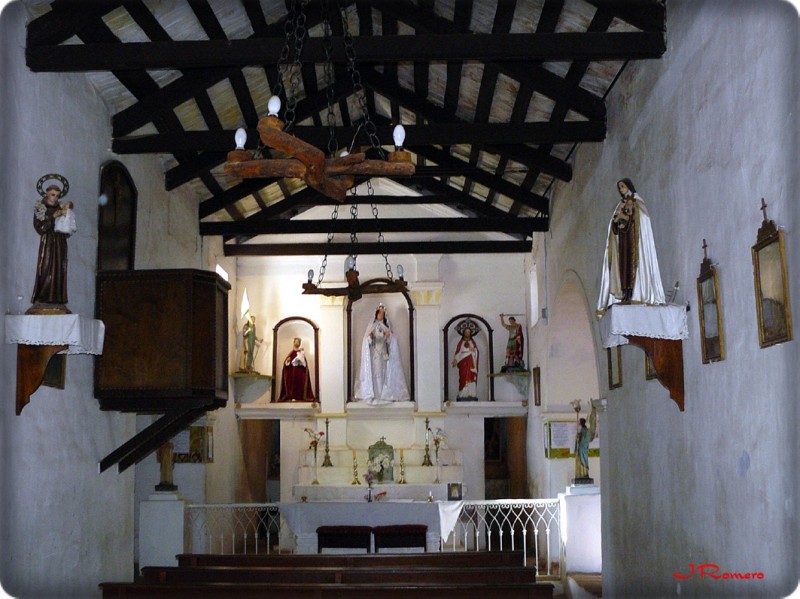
185 499 562 577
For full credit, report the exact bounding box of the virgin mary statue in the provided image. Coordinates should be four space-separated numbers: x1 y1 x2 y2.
354 304 410 405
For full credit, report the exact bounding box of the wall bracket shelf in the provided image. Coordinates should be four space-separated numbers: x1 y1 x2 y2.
599 304 688 412
5 314 105 414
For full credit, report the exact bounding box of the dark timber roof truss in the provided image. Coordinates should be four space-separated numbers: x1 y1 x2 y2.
26 0 666 255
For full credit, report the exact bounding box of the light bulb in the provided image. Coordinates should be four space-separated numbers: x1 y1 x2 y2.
393 124 406 149
307 269 314 284
98 193 108 206
234 127 247 150
268 95 281 117
346 255 356 271
397 264 404 280
340 149 349 157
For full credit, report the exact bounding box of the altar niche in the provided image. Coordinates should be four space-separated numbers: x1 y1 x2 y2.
443 314 496 404
272 316 319 404
347 282 415 404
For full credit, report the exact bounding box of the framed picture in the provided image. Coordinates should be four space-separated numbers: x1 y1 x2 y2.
544 420 600 459
532 366 541 406
752 217 792 348
697 243 725 362
645 353 658 380
607 346 622 389
447 482 463 500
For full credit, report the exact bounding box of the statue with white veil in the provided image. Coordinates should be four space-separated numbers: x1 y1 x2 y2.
353 304 410 404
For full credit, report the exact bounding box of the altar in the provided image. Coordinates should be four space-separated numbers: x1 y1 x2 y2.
279 500 464 554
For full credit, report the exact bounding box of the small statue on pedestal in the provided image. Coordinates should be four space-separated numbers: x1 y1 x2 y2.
573 402 597 485
29 174 76 315
156 440 177 492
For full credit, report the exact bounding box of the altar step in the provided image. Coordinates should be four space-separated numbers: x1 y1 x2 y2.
554 573 601 599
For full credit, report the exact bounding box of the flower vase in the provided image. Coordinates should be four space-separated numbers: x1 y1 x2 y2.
367 484 373 503
434 450 440 483
312 447 319 485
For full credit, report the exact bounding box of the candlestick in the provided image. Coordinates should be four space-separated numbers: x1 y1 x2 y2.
351 452 360 485
398 450 406 484
422 418 433 466
322 418 333 467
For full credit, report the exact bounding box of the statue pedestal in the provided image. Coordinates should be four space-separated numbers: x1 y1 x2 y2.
139 492 185 570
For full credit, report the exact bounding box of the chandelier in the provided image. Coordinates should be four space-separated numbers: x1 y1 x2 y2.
224 0 413 301
224 1 415 202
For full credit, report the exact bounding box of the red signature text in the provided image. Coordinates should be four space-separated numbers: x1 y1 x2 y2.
673 563 765 580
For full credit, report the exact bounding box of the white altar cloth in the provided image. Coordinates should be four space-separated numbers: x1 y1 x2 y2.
279 500 464 553
5 314 105 354
599 303 688 348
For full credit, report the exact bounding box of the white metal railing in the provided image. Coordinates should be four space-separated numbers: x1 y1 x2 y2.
185 499 562 576
443 500 562 576
186 503 284 555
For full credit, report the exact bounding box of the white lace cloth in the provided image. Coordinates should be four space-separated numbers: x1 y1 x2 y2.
279 499 464 543
5 314 105 354
599 304 688 348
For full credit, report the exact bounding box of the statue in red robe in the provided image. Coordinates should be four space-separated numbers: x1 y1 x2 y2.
278 337 315 402
451 319 479 401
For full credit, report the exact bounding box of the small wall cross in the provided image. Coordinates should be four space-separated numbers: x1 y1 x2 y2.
760 198 769 222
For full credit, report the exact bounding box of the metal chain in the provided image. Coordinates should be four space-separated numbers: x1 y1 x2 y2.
316 204 340 286
284 0 309 130
349 195 359 250
337 1 384 157
368 180 393 280
273 0 297 103
322 0 338 156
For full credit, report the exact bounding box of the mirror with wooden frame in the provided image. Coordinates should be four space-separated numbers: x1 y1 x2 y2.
696 240 725 363
751 200 792 348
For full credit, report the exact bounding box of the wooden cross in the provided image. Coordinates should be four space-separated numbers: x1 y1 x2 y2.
760 198 769 222
702 238 708 261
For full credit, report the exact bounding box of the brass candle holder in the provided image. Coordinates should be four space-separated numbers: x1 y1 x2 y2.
422 417 433 466
351 451 361 485
398 450 406 484
322 418 333 467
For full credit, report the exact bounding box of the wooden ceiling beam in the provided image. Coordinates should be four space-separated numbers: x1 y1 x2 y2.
26 1 121 46
26 32 666 71
201 217 544 236
362 70 573 182
223 240 533 256
114 120 605 154
408 145 550 214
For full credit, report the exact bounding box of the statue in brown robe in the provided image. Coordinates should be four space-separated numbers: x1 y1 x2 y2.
31 184 73 310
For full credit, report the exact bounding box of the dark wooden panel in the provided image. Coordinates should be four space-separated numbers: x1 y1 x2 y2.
95 269 230 404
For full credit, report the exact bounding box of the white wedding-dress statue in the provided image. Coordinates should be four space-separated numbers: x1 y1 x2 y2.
353 304 410 405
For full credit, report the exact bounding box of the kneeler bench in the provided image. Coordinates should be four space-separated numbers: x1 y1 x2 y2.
373 524 428 553
316 525 373 553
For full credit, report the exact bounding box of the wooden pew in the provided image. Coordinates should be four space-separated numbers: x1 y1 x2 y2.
176 550 526 569
101 581 554 598
141 565 539 585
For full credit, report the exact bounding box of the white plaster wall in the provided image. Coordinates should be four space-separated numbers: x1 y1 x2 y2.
0 3 135 596
538 1 798 595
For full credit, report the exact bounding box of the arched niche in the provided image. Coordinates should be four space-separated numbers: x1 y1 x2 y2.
346 279 415 404
271 316 320 404
97 160 137 271
548 274 599 409
442 313 496 404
